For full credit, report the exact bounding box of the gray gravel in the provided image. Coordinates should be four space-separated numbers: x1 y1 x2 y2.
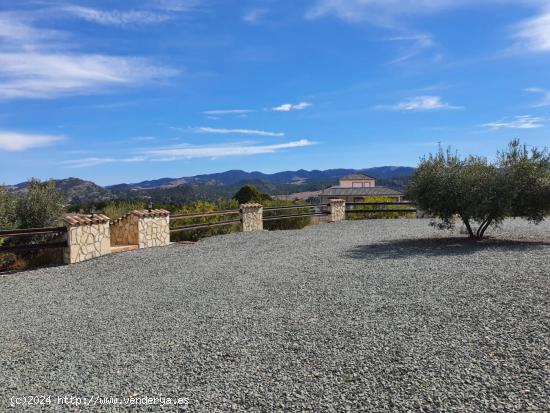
1 218 549 412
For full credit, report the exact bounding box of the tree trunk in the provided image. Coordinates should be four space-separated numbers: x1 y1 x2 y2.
461 216 475 238
479 217 493 239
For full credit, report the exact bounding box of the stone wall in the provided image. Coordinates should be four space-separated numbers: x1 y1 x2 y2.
138 215 170 248
110 214 140 246
328 199 346 222
110 209 170 248
64 214 111 264
241 203 263 232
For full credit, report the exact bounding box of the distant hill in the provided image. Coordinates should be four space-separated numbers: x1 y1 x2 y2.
9 167 415 205
8 178 114 204
117 166 416 189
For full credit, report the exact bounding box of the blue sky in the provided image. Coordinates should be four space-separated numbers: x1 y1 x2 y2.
1 0 549 185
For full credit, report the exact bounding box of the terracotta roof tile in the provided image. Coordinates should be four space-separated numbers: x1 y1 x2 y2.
111 209 171 225
240 203 263 208
64 213 110 226
130 209 170 218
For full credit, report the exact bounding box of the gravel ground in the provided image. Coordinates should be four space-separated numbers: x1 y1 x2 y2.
1 219 549 412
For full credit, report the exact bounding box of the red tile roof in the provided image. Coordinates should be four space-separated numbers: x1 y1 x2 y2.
64 213 110 226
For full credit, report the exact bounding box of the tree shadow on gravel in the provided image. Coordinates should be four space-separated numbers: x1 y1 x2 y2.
346 237 550 260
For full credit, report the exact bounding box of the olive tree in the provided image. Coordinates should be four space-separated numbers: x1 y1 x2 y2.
498 140 550 223
16 179 66 229
0 185 17 230
406 140 550 239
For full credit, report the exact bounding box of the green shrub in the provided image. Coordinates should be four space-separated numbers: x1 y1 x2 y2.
103 200 146 220
0 185 17 230
346 196 416 220
233 184 272 204
3 179 65 271
262 199 313 231
170 199 240 242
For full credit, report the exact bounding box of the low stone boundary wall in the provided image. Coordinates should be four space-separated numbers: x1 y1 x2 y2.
64 214 111 264
62 202 346 265
110 209 170 248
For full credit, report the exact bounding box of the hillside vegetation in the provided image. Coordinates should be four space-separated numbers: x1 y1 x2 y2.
7 167 414 206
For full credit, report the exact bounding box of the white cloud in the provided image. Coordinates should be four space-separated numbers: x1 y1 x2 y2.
526 87 550 106
481 115 545 130
386 34 435 63
243 9 267 24
377 96 462 111
0 13 62 46
307 1 546 26
0 12 178 100
387 34 434 48
62 6 170 26
306 0 470 27
133 136 157 141
513 12 550 52
144 139 314 160
0 131 62 151
153 0 202 12
193 127 284 137
62 139 315 167
62 156 145 168
272 102 312 112
202 109 255 115
0 53 178 100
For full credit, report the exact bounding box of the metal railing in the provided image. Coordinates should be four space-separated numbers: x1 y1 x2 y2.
170 209 241 233
0 226 68 253
345 202 417 215
262 204 329 222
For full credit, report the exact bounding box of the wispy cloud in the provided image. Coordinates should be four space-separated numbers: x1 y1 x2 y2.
386 34 435 63
526 87 550 106
62 156 145 168
481 115 545 130
63 139 315 167
144 139 314 160
243 9 268 24
307 1 546 27
513 12 550 53
376 96 462 111
272 102 312 112
61 6 170 26
193 127 285 137
0 53 178 100
133 136 158 141
153 0 203 12
0 12 62 46
202 109 255 116
0 131 62 151
306 0 467 27
0 12 178 100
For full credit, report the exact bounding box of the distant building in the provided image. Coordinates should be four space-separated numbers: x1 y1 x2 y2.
319 173 403 204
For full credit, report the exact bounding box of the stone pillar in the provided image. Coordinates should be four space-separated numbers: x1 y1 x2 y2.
63 214 111 264
328 199 346 222
240 203 263 232
135 210 171 248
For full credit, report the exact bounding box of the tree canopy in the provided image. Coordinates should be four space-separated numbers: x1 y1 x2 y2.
233 184 272 205
16 179 66 229
406 140 550 239
0 186 17 230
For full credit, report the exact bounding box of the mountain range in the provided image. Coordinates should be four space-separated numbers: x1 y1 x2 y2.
9 167 415 205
